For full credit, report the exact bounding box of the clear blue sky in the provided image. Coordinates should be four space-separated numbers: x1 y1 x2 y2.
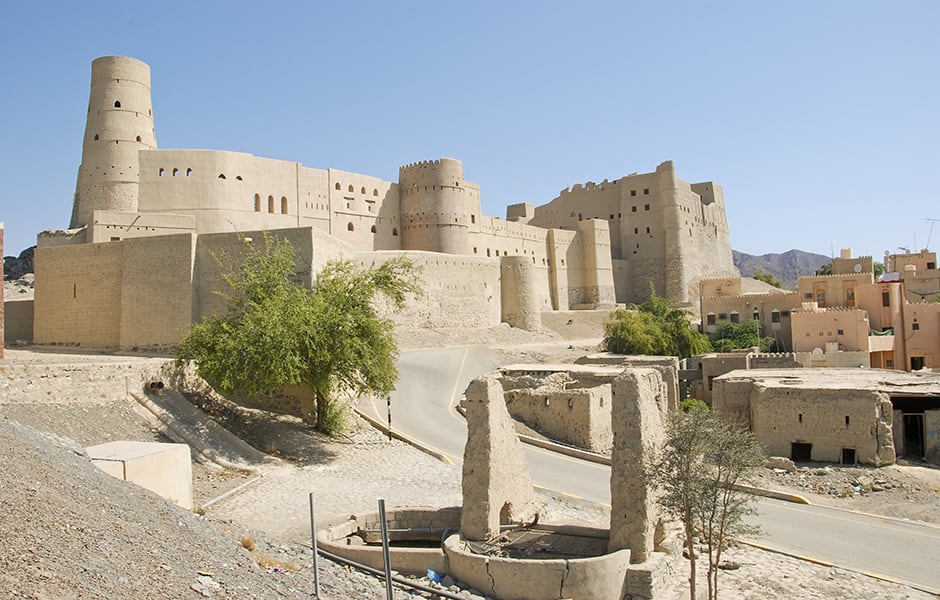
2 1 938 260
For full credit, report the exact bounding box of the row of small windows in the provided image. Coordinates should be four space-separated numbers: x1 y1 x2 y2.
157 168 243 180
345 222 398 236
629 188 650 197
254 194 289 214
630 204 651 213
336 182 380 196
706 309 789 326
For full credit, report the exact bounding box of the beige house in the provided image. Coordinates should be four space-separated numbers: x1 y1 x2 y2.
713 368 940 465
885 249 939 304
699 276 801 352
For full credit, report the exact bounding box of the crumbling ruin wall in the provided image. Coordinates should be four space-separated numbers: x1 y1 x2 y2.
710 376 754 425
503 383 612 453
576 354 679 410
460 375 537 541
608 368 669 562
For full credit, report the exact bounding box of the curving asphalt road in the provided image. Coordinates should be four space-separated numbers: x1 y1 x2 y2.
361 345 940 593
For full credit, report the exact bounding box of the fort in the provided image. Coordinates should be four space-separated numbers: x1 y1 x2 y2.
14 56 738 349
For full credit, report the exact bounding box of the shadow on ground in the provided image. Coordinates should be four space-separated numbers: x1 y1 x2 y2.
183 391 341 466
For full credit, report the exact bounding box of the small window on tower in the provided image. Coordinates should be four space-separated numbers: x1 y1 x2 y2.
114 100 121 108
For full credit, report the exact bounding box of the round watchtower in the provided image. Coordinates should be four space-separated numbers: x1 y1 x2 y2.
70 56 157 229
398 158 472 255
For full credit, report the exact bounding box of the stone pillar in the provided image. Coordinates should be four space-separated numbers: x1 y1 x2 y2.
608 369 669 562
460 375 537 541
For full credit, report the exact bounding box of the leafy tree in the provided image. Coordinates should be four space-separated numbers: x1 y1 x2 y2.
814 263 832 276
176 233 421 433
874 261 885 278
709 320 776 352
603 290 712 358
648 407 765 600
751 270 783 288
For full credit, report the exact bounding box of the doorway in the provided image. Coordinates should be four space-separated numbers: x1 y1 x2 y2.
902 413 925 459
791 442 812 462
841 448 856 465
911 356 925 371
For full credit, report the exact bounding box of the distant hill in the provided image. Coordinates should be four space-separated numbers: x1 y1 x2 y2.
3 246 34 281
732 249 830 290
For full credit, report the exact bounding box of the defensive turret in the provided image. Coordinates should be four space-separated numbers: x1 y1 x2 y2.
70 56 156 229
398 158 472 254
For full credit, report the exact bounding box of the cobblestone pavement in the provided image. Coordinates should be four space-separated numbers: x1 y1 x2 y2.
205 424 466 542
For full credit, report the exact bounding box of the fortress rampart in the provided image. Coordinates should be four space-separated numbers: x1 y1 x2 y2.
28 56 735 350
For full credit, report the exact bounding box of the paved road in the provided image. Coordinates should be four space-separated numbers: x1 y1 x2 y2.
363 346 940 593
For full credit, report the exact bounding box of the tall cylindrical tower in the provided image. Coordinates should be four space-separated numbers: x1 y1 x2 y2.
70 56 156 229
398 158 472 255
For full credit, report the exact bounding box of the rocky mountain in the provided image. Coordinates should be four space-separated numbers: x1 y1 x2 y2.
3 246 34 281
732 249 830 290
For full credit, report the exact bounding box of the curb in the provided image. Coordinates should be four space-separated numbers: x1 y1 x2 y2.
354 408 458 466
739 539 940 598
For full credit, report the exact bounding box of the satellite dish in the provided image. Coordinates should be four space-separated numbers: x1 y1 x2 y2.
812 347 823 355
854 263 862 273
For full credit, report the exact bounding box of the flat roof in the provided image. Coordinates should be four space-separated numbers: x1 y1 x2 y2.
716 368 940 395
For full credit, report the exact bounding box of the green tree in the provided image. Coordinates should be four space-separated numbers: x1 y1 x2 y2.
874 261 885 278
709 320 775 352
648 407 765 600
176 234 421 433
603 290 712 358
751 270 783 288
814 263 832 276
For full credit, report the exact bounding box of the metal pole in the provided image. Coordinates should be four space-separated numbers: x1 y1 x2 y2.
378 499 394 600
309 493 320 598
386 397 392 441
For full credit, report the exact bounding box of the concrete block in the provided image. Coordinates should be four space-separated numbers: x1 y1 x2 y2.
87 441 192 510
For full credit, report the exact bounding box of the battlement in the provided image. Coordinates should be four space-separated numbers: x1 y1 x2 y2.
793 306 866 314
798 273 872 281
702 291 799 301
399 157 462 173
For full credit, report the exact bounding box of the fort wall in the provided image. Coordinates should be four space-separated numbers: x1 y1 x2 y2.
118 234 196 348
0 360 169 406
356 251 501 329
90 210 195 243
33 234 196 350
327 168 400 250
34 240 125 347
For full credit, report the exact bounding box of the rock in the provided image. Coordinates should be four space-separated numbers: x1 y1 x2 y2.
443 575 456 587
767 456 798 472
